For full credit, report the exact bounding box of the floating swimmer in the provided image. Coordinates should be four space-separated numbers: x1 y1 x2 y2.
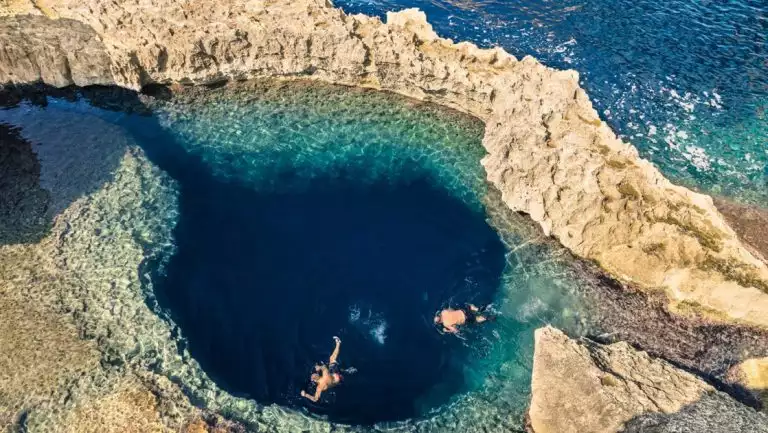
300 336 349 403
434 303 492 334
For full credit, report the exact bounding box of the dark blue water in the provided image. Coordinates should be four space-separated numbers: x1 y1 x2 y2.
156 166 504 424
336 0 768 204
107 84 507 425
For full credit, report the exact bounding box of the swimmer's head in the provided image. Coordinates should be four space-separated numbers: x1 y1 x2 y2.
433 314 442 324
311 373 320 383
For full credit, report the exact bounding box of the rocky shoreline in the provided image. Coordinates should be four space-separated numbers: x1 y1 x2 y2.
1 0 768 432
530 327 768 433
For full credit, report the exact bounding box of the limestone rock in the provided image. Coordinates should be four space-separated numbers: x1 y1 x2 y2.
714 197 768 265
727 357 768 412
0 15 113 87
0 0 42 17
528 326 768 433
621 392 768 433
0 244 101 429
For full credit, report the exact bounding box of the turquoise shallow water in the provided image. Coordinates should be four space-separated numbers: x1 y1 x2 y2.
337 0 768 206
0 82 594 429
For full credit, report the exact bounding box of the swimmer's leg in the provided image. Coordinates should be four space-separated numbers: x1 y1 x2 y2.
329 336 341 364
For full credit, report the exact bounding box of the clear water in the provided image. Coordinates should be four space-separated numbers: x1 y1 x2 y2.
336 0 768 205
0 82 592 429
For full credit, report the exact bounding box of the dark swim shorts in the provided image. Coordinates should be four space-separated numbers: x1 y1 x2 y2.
329 362 343 381
462 305 478 323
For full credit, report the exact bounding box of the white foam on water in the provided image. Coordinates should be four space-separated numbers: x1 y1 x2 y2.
683 145 712 171
370 321 388 345
348 304 388 345
515 297 547 323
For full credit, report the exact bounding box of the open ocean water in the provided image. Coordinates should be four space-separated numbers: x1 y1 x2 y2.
337 0 768 205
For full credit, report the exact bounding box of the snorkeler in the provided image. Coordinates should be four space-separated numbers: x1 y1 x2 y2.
300 336 344 403
434 304 491 334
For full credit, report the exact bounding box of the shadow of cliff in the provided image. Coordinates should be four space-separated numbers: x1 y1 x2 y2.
620 391 768 433
0 123 50 244
0 84 147 246
576 266 768 410
713 196 768 265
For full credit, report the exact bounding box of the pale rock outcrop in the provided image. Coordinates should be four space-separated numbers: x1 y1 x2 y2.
0 0 41 17
727 357 768 412
0 15 112 87
2 2 768 430
1 0 768 327
528 326 768 433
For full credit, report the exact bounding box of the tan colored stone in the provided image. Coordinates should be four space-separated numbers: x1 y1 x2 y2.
738 358 768 390
714 197 768 265
529 326 768 433
0 0 39 17
0 246 100 429
0 15 113 87
56 379 169 433
728 357 768 412
529 326 713 433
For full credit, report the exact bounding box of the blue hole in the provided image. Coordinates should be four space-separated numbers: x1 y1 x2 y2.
152 157 506 424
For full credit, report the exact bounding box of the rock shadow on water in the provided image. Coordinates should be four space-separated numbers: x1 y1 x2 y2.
147 146 507 424
0 123 50 244
0 84 146 245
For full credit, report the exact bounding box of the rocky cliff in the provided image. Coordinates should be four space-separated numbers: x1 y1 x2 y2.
529 326 768 433
1 0 767 329
3 1 768 432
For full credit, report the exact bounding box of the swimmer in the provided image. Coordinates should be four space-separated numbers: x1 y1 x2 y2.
300 336 344 403
434 304 491 334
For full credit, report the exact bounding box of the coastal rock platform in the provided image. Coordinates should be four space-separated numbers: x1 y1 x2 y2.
2 0 768 432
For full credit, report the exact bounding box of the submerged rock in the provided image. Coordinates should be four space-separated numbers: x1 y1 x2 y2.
528 326 768 433
0 124 50 244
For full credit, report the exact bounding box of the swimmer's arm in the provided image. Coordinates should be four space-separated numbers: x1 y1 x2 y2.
301 387 323 402
444 325 459 334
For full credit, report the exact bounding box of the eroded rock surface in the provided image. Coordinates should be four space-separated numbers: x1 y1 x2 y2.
2 1 768 431
0 14 112 87
529 326 768 433
714 197 768 265
1 0 767 328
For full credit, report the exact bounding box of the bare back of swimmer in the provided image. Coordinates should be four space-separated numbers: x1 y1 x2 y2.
434 304 490 333
300 336 343 403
